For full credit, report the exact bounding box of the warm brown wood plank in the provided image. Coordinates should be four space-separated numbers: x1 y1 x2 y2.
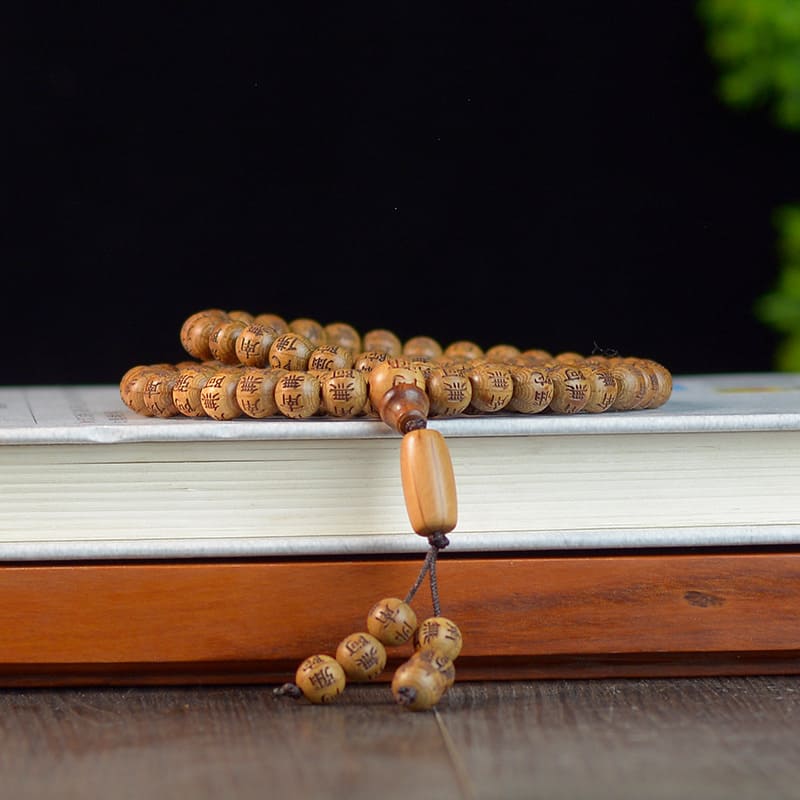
0 551 798 685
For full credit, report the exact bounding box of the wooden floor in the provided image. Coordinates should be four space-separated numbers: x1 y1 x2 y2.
1 676 799 799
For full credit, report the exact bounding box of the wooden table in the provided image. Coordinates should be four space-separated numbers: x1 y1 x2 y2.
2 676 798 799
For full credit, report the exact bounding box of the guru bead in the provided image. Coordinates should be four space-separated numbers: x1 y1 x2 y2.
366 597 418 646
548 364 590 414
507 366 554 414
295 654 346 704
200 368 244 420
335 632 387 682
391 657 448 711
400 428 457 538
269 332 314 371
378 382 430 434
234 322 281 367
367 361 425 412
319 368 367 417
414 616 463 661
274 370 321 418
467 363 513 413
208 318 248 365
235 367 287 418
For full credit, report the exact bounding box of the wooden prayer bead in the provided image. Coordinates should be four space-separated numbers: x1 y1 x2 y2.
414 616 463 661
307 344 354 373
367 362 426 413
466 363 513 413
391 657 447 711
407 648 456 689
234 322 281 367
319 368 368 417
274 370 321 418
253 313 289 333
426 371 472 417
609 360 649 411
180 309 227 360
208 318 248 365
235 368 287 418
484 344 521 363
520 348 552 364
507 366 554 414
403 335 443 362
635 358 673 408
295 654 346 704
443 340 484 361
400 428 457 538
335 632 387 682
554 351 584 365
268 332 314 371
378 382 430 434
582 364 619 413
142 368 180 418
366 597 418 646
172 364 218 417
227 309 254 323
119 365 158 414
324 321 361 355
363 328 403 356
289 317 326 347
548 364 590 414
200 368 244 420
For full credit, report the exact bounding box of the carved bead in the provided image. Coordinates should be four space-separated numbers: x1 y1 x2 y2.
467 364 513 413
307 344 354 373
200 369 244 420
392 658 447 711
227 309 254 323
235 368 287 418
400 428 457 538
444 340 484 361
367 362 425 413
120 365 158 414
508 366 554 414
208 318 248 365
635 359 673 408
554 351 584 365
426 371 472 417
172 364 218 417
582 365 619 413
295 654 346 704
235 323 281 367
320 369 368 417
274 370 321 418
403 336 443 361
268 333 314 371
379 382 430 434
484 344 520 363
363 328 403 356
324 322 361 355
180 310 227 360
335 632 387 682
253 313 289 334
407 648 456 689
289 317 326 347
609 360 649 411
414 616 463 661
366 597 418 646
548 364 590 414
142 368 180 418
519 349 552 364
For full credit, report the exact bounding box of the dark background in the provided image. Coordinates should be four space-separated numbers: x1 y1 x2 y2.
4 3 795 384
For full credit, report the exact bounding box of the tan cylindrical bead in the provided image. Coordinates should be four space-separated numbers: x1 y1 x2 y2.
254 313 289 333
307 344 354 373
400 428 457 538
235 368 287 418
609 360 649 411
507 366 554 414
324 322 361 355
414 616 463 661
319 368 368 417
200 369 244 420
403 335 443 362
172 364 217 417
179 310 228 360
582 365 619 413
367 362 426 413
295 654 346 704
548 364 590 414
335 632 387 682
289 317 327 347
379 382 430 434
467 364 513 413
274 370 321 418
408 648 456 689
268 333 314 371
208 318 248 365
484 344 520 363
443 340 484 361
363 328 403 356
366 597 418 646
234 322 281 367
142 369 180 418
391 658 447 711
426 371 472 417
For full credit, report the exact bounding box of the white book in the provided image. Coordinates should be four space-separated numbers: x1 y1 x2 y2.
1 372 799 560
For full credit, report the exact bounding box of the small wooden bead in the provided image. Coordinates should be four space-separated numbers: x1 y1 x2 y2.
235 322 281 367
295 654 346 704
507 366 554 414
172 364 218 417
548 364 590 414
208 318 248 365
289 317 327 347
554 351 584 365
366 597 418 646
335 632 387 682
268 333 314 371
408 648 456 689
467 364 513 413
307 344 354 373
320 368 368 417
367 362 426 413
403 336 443 361
484 344 521 363
199 368 244 420
519 348 553 364
324 322 361 355
235 368 287 418
142 368 180 418
253 313 289 333
179 310 228 360
414 616 463 661
227 309 254 323
391 658 447 711
426 371 472 417
379 382 430 434
582 364 619 413
634 359 673 408
609 360 649 411
120 365 158 414
274 370 321 418
400 428 457 538
363 328 403 356
443 340 484 361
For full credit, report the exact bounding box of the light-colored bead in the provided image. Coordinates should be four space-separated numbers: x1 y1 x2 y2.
520 348 552 364
507 366 554 414
208 318 248 365
367 362 426 413
307 344 354 372
235 323 281 367
609 360 649 411
172 364 218 417
295 654 346 704
363 328 403 356
366 597 418 646
235 368 287 418
142 369 180 418
289 317 327 347
268 333 314 371
324 322 361 355
227 309 254 323
180 310 227 360
554 351 584 365
274 370 321 418
403 335 443 361
391 658 447 711
400 428 457 538
200 369 244 420
335 632 387 682
408 648 456 689
426 371 472 417
319 368 368 417
634 359 673 408
119 365 158 414
484 344 520 363
253 313 289 333
467 364 513 413
548 364 590 414
414 616 463 660
443 340 484 361
582 365 619 413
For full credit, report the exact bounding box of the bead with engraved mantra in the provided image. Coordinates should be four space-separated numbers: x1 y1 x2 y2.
367 362 425 412
253 313 289 333
274 370 321 418
379 382 430 434
467 364 513 412
320 368 367 417
582 365 619 413
227 309 254 323
508 366 554 414
180 309 227 360
426 371 472 416
307 344 354 373
200 368 244 420
268 333 314 371
485 344 521 363
335 632 387 682
295 654 346 704
119 365 158 414
408 648 456 689
142 368 180 418
234 323 281 367
444 340 484 361
324 321 361 355
634 359 672 408
289 317 326 347
172 364 218 417
366 597 418 646
392 657 447 711
414 616 463 661
609 360 649 411
363 328 403 356
400 428 457 538
403 335 443 361
208 318 248 365
235 368 287 418
548 364 590 414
